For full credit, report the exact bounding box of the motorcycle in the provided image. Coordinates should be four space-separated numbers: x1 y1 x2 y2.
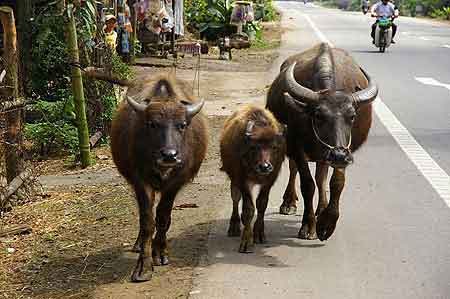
373 16 393 53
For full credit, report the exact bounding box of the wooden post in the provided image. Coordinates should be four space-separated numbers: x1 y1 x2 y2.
0 6 23 183
65 4 91 168
171 0 176 57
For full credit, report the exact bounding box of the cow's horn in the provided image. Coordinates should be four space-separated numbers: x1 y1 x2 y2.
127 96 147 112
285 62 320 105
352 68 378 105
245 120 255 136
185 99 205 119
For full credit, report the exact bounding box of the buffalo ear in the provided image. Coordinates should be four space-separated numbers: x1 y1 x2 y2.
284 92 306 113
280 124 288 138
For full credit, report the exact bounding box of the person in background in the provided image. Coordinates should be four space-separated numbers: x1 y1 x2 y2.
104 14 118 51
370 0 399 43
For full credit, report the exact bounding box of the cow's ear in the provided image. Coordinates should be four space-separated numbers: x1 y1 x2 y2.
281 124 288 138
284 92 306 113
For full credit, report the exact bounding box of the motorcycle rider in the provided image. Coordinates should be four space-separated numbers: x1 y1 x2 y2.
370 0 399 44
362 0 369 14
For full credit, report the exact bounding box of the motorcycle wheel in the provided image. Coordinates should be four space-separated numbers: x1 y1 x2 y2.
379 32 386 53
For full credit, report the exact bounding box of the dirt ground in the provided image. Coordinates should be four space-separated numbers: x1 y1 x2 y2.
0 22 282 299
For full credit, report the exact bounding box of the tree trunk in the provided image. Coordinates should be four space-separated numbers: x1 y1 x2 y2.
16 0 33 97
0 6 23 183
65 4 91 168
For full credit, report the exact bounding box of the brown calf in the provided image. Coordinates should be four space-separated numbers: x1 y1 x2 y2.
220 105 286 253
110 75 208 281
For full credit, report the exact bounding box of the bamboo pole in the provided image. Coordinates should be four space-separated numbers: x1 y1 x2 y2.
65 4 91 168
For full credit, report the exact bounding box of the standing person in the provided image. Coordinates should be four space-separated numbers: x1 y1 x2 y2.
370 0 399 43
104 14 118 52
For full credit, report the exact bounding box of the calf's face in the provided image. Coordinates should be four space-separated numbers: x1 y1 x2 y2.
243 122 285 176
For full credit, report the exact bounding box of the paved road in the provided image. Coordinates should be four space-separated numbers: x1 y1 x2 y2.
191 3 450 298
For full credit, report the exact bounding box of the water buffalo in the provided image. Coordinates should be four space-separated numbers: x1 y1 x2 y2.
266 43 378 241
110 75 208 281
220 105 286 253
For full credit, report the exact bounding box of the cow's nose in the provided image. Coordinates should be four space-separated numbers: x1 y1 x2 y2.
257 162 273 174
328 148 353 165
161 149 178 161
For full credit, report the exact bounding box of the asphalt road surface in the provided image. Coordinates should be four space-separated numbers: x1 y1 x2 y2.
191 2 450 298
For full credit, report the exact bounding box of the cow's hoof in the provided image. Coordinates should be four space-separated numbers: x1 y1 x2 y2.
316 209 339 241
279 204 297 215
239 233 254 253
239 241 255 253
298 223 317 240
253 232 266 244
253 221 266 244
153 254 169 266
131 256 153 282
227 220 241 237
131 243 142 253
315 205 327 217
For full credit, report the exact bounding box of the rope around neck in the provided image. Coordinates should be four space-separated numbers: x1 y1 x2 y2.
311 118 352 150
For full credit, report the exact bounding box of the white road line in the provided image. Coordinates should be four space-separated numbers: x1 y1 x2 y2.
419 36 431 41
443 45 450 48
374 100 450 207
300 12 450 208
302 13 334 46
415 77 450 91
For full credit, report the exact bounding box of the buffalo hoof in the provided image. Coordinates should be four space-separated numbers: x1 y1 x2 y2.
298 223 317 240
315 205 327 217
279 204 297 215
152 254 170 266
131 256 153 282
239 240 255 253
131 243 142 253
253 220 266 244
316 208 339 241
239 229 254 253
227 220 241 237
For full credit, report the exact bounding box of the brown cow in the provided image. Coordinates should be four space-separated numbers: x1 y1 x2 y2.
266 43 378 241
110 75 208 281
220 105 286 253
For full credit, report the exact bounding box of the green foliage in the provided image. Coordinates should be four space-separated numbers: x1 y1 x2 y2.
25 1 134 159
430 6 450 18
185 0 235 40
24 95 79 156
25 122 79 156
250 26 280 49
100 94 118 123
31 14 69 99
262 0 279 21
111 54 133 81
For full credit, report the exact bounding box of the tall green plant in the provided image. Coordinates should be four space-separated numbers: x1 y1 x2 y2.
185 0 235 40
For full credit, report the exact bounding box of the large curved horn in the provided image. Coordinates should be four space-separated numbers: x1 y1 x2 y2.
127 95 147 112
352 68 378 105
245 120 255 136
285 62 320 105
185 99 205 119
